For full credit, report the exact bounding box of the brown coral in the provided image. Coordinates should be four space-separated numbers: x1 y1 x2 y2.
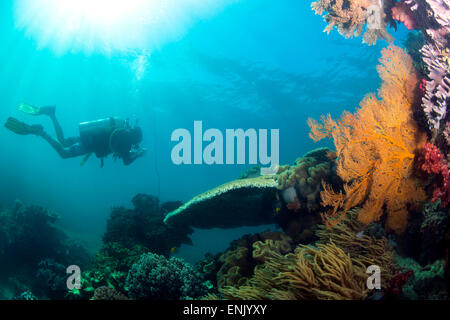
216 231 293 289
252 234 293 263
221 242 368 300
312 0 394 45
316 209 396 288
308 45 427 233
92 286 129 300
277 148 338 213
220 210 397 300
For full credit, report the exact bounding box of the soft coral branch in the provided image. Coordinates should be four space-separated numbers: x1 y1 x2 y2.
308 45 427 233
418 142 450 207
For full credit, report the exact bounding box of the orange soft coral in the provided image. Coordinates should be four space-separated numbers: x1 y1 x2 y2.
308 44 427 233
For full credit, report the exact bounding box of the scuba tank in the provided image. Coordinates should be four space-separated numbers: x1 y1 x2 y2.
79 117 126 159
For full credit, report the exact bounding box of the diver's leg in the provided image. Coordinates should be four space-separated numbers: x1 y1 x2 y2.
38 132 84 159
44 109 79 147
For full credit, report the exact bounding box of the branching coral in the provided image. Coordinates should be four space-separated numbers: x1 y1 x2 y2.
316 209 396 288
401 0 450 140
220 211 397 300
86 242 148 293
126 253 208 300
308 45 427 233
221 242 368 300
421 43 449 135
252 234 293 263
217 246 252 289
312 0 394 45
216 231 292 289
418 142 450 206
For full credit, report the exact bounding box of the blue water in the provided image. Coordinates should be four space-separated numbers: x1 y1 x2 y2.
0 0 411 262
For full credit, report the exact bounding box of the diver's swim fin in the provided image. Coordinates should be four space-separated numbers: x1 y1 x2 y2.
18 103 41 115
4 117 44 135
18 103 55 116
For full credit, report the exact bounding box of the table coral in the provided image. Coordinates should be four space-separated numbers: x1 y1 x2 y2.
308 45 427 233
163 176 278 229
312 0 394 45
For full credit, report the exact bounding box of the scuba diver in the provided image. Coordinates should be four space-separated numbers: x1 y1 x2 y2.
4 103 146 167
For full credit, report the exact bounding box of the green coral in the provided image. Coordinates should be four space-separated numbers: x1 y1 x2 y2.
396 254 448 300
68 242 148 299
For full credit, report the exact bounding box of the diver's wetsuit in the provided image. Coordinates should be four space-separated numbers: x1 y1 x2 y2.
39 114 143 166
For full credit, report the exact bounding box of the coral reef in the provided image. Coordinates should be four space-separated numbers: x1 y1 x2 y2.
221 243 367 300
274 148 340 242
125 253 208 300
313 0 449 150
401 0 450 145
444 121 450 145
12 291 38 301
311 0 394 45
195 253 222 291
316 209 396 289
421 43 449 136
75 242 149 297
216 231 293 290
308 45 427 233
277 148 339 213
417 142 450 206
34 259 68 300
391 0 418 29
0 201 90 299
403 31 427 76
92 286 129 300
220 211 396 300
396 255 448 299
419 201 450 263
104 194 192 256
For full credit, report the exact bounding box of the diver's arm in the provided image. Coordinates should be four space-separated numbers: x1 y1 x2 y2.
122 148 147 166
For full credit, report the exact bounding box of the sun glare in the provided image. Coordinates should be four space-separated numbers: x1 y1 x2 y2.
14 0 236 55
